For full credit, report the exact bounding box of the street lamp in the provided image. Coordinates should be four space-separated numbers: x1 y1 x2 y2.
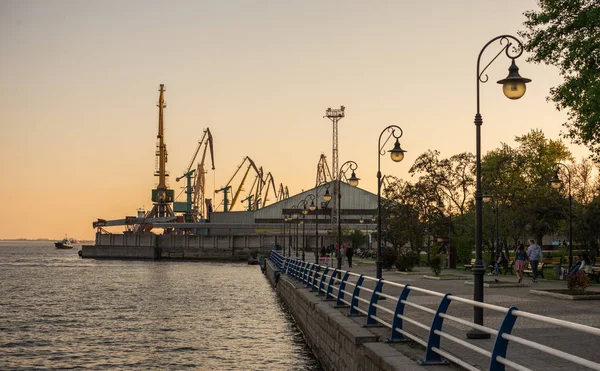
551 163 573 268
377 125 406 279
291 206 299 259
313 183 331 264
338 161 360 274
299 194 315 262
469 35 531 340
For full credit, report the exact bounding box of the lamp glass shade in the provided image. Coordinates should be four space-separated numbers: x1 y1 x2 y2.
502 81 527 100
309 201 316 211
550 178 562 189
371 217 376 222
302 208 308 215
497 59 531 100
482 193 492 203
323 190 332 202
348 171 360 187
359 218 364 224
292 213 298 219
389 139 406 162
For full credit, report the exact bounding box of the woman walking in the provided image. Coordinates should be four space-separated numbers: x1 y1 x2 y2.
514 244 527 283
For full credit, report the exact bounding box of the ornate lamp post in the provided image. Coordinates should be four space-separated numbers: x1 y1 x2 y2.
299 194 315 262
469 35 531 339
312 183 332 263
337 161 360 273
551 163 573 268
377 125 406 279
291 206 299 259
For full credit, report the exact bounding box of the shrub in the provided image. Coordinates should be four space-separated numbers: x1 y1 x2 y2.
567 272 591 294
429 255 444 276
382 248 398 270
396 251 420 272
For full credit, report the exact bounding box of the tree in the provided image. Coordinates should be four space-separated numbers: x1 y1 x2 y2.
520 1 600 160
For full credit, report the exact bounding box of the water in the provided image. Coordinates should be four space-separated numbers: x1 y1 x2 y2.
0 241 322 370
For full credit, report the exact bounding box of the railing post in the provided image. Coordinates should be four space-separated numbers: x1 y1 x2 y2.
364 279 385 326
324 269 338 301
334 272 351 308
347 275 365 315
309 265 321 291
386 284 411 343
317 267 330 296
489 307 518 371
304 263 313 286
418 293 451 365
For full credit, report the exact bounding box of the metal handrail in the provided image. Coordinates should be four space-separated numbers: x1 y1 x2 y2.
270 253 600 371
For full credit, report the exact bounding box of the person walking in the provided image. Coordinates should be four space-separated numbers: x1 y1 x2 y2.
527 239 543 283
514 244 527 283
346 244 354 268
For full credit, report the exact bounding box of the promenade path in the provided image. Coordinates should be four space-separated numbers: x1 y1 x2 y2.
305 257 600 370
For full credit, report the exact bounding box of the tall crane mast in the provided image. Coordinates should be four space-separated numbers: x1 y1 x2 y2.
324 106 345 227
146 84 174 219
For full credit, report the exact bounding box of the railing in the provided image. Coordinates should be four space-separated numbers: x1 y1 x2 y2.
268 251 600 371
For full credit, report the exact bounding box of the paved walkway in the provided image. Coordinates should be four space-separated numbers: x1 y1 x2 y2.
302 257 600 370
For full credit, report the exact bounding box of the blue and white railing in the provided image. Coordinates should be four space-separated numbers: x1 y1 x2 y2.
268 251 600 371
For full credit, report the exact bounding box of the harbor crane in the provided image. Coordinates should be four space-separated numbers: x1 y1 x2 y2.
315 154 333 187
145 84 175 219
175 128 215 222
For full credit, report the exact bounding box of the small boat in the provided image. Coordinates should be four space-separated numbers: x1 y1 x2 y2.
55 238 73 249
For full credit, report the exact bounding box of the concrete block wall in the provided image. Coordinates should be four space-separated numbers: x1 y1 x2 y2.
265 260 426 371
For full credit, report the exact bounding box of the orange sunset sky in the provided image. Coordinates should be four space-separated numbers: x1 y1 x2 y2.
0 0 591 240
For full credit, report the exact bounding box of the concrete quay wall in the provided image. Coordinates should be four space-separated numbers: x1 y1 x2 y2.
82 233 280 260
265 261 426 371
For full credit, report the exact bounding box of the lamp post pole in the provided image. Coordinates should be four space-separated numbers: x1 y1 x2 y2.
314 183 332 264
377 125 406 279
551 163 573 268
469 35 531 339
337 161 360 275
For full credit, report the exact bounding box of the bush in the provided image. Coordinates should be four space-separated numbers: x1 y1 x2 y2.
395 251 420 272
382 248 398 270
567 272 591 294
429 255 444 276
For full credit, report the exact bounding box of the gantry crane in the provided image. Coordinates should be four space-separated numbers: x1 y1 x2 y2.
174 128 215 222
315 154 333 187
216 157 261 211
260 172 279 208
146 84 175 219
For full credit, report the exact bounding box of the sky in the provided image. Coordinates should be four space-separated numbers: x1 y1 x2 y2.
0 0 591 240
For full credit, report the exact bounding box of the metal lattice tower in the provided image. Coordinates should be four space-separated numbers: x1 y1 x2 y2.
324 106 345 228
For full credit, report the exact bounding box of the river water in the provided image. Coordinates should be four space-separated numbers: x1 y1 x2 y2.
0 241 322 370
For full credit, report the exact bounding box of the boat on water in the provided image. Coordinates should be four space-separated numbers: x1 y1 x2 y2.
55 238 74 249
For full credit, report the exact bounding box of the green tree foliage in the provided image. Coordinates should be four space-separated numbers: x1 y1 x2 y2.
481 129 571 248
520 1 600 160
347 229 367 249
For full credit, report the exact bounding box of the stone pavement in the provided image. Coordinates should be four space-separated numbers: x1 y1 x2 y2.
314 257 600 370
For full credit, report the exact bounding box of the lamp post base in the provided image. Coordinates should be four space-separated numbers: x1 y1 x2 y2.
466 329 491 339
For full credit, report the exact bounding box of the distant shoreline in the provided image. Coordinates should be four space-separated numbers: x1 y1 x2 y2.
0 239 94 243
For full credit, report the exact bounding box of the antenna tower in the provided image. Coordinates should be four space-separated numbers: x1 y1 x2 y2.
324 106 345 228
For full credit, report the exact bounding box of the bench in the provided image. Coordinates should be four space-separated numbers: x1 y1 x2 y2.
464 259 476 270
523 261 545 278
487 260 515 275
588 265 600 283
